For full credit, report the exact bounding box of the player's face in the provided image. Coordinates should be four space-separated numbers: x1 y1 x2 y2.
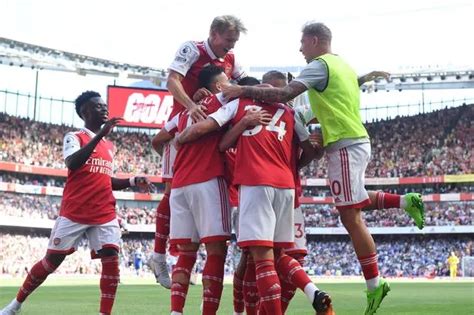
300 34 317 63
213 72 230 93
85 97 109 124
210 29 240 58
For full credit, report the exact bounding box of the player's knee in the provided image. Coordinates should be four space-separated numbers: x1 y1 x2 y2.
235 252 248 275
45 253 66 267
339 209 363 229
205 241 227 256
177 243 199 253
273 248 283 258
250 246 273 261
98 247 119 257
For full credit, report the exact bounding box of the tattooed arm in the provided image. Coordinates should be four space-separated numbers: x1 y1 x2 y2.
222 80 308 104
358 71 390 86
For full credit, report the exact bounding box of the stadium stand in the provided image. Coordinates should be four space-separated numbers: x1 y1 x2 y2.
1 104 472 178
1 192 472 227
1 233 471 278
301 104 473 178
0 103 472 279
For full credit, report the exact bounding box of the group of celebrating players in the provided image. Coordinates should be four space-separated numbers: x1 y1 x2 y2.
1 15 426 315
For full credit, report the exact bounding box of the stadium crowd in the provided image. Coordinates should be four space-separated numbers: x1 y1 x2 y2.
301 104 472 178
302 183 474 197
1 105 472 179
0 172 64 187
305 235 473 277
1 192 472 227
0 192 157 224
0 113 160 175
2 172 471 196
302 201 474 227
1 233 471 278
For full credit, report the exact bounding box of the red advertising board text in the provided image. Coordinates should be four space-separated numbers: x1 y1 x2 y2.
107 86 173 128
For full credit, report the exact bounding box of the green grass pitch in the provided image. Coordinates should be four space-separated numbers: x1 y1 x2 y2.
1 279 473 314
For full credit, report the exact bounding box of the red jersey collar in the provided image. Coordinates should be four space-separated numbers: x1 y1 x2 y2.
82 127 106 142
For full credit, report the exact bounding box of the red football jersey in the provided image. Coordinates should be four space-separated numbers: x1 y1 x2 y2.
168 40 246 119
60 130 116 225
224 148 239 207
210 98 309 189
167 94 227 188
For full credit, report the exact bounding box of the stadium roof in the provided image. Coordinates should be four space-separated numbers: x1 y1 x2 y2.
2 37 474 92
250 67 474 92
0 37 167 83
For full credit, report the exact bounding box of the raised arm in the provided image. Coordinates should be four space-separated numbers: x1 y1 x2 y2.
358 71 390 86
222 80 308 104
177 118 221 144
167 70 207 121
151 129 174 157
64 117 122 171
111 177 153 191
219 109 272 152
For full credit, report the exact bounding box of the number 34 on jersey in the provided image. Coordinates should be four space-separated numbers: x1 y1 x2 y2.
242 106 287 141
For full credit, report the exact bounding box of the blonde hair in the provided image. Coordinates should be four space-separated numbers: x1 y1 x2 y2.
302 22 332 43
210 15 247 34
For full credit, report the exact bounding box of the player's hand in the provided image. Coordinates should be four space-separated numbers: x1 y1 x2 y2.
120 221 130 235
192 88 212 102
222 84 243 101
365 71 391 82
309 133 323 147
98 117 123 138
309 133 325 160
314 144 325 160
243 109 272 127
134 177 154 193
188 104 207 122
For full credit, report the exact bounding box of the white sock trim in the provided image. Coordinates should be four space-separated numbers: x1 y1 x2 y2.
400 195 407 209
153 252 167 262
366 276 380 291
304 282 319 304
9 299 22 310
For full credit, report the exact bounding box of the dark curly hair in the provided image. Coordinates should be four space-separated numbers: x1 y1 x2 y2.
198 65 225 91
238 76 260 86
75 91 101 118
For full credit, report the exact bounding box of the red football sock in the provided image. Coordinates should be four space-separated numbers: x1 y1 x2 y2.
99 255 120 315
291 253 306 267
375 191 401 209
202 254 226 315
154 193 170 254
16 257 59 302
233 272 245 313
254 259 282 315
358 253 379 280
170 251 197 313
243 257 259 315
276 253 311 291
280 278 297 313
169 243 179 257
